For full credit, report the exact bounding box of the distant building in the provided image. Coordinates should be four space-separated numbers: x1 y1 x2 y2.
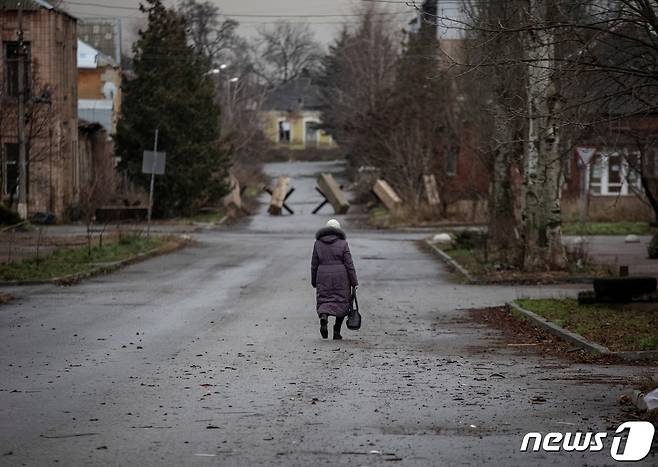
562 117 658 222
261 78 335 149
0 0 78 217
77 39 121 134
0 1 116 220
77 17 121 66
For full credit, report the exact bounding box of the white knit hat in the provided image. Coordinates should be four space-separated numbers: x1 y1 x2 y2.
326 219 341 229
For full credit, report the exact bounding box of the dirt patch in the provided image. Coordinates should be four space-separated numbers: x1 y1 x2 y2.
0 292 13 305
468 306 658 366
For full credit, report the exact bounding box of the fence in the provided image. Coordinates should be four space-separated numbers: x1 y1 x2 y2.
0 222 148 265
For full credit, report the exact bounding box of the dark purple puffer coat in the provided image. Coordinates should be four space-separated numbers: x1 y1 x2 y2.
311 226 358 318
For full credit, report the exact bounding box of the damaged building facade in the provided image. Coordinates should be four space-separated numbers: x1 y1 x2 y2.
0 0 115 220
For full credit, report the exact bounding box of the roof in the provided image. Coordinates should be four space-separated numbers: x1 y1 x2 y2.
0 0 76 19
569 22 658 117
263 78 324 112
77 40 98 69
77 39 117 69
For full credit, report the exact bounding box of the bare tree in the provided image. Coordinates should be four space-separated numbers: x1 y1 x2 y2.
460 0 526 259
178 0 238 65
0 66 57 212
179 2 271 189
255 21 322 85
319 4 400 162
78 142 116 255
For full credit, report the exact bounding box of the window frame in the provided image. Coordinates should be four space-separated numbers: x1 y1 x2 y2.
588 148 642 196
3 41 31 98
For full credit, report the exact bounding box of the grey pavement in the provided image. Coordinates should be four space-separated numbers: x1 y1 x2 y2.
0 160 655 466
564 235 658 276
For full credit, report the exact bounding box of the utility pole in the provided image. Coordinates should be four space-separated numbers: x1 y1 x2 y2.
146 128 159 239
17 1 28 219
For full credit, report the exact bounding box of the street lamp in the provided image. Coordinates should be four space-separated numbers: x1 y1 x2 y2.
227 77 239 121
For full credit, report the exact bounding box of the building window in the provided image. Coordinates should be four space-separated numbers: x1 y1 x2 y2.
589 149 642 195
278 120 291 143
3 143 19 197
445 148 458 176
4 42 31 97
304 120 319 147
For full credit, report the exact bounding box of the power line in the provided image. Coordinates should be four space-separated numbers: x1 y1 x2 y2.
75 14 387 25
64 1 414 18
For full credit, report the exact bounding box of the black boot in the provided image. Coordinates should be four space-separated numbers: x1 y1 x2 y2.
333 316 344 340
319 314 328 339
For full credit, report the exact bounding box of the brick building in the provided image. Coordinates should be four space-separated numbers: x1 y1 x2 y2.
0 0 79 218
562 115 658 222
77 38 121 134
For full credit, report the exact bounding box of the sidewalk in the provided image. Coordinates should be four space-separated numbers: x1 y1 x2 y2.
565 235 658 276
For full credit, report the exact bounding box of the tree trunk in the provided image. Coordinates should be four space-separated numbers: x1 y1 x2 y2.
641 175 658 225
542 77 566 269
488 107 516 256
521 0 566 270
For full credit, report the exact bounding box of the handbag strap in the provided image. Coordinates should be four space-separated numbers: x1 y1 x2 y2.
351 287 359 312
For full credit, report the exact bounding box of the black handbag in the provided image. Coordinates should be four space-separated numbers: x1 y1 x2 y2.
347 287 361 330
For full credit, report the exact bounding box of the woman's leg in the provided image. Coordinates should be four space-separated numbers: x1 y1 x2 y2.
319 314 328 339
333 316 344 340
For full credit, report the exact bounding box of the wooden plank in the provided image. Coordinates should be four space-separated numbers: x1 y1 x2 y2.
373 179 402 212
317 173 350 214
223 173 242 211
268 176 290 215
423 174 440 206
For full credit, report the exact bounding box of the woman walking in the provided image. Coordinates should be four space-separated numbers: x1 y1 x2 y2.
311 219 358 340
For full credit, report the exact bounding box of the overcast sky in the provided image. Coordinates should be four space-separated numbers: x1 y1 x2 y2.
60 0 463 56
61 1 410 50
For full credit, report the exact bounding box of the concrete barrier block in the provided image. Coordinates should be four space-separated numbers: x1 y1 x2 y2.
268 176 290 215
317 173 350 214
373 179 402 212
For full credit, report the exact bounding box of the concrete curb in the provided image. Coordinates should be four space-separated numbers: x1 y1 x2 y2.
424 239 477 283
0 240 189 287
424 240 600 286
508 302 658 361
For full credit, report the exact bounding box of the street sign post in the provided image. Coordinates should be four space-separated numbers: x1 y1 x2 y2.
142 129 166 238
576 147 596 223
142 150 166 175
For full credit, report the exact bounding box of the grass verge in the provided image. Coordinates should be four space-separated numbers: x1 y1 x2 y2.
0 235 172 282
442 246 611 284
515 298 658 352
563 222 654 236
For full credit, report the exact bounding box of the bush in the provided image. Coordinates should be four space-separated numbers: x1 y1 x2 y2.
648 233 658 259
453 230 486 250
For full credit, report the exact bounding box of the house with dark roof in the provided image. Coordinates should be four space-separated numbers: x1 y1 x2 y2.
260 77 335 149
560 25 658 222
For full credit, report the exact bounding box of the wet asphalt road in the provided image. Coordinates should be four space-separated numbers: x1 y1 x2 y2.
0 161 655 466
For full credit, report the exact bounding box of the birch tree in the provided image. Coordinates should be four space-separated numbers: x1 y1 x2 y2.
521 0 566 269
